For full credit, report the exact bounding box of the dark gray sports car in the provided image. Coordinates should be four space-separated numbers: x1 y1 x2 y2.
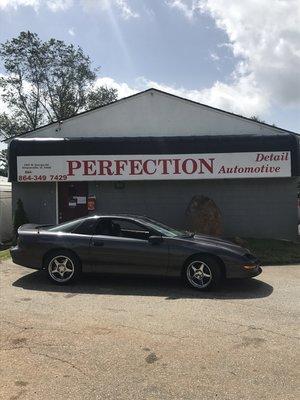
10 214 261 291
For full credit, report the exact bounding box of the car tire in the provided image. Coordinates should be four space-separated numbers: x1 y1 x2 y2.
44 250 81 285
183 255 222 291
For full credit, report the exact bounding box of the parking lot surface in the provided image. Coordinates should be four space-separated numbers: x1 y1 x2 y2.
0 260 299 400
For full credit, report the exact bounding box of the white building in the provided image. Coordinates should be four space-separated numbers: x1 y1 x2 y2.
6 89 300 239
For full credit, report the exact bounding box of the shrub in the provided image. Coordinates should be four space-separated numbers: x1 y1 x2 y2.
13 198 29 235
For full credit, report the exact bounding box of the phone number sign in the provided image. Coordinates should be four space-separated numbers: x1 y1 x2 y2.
17 151 291 182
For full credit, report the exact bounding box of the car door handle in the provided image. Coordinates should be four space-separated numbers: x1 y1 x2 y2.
92 240 104 247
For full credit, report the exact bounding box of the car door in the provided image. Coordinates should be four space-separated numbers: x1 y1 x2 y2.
89 218 169 275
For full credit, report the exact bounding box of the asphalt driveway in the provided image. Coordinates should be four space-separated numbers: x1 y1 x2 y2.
0 260 299 400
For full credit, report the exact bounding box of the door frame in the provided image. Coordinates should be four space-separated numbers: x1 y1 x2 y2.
57 181 89 223
55 182 59 224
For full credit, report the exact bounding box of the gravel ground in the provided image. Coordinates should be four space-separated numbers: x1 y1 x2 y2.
0 260 299 400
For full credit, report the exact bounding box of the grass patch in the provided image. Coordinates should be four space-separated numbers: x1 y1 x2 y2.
236 238 300 265
0 249 11 261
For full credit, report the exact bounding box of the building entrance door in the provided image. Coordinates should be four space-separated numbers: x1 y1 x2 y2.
58 182 88 223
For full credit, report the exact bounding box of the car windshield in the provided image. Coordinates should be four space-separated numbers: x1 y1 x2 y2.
140 217 192 238
47 218 85 233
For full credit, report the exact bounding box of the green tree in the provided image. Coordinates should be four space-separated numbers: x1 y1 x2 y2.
0 113 29 139
0 149 8 177
250 115 265 123
13 198 29 235
0 31 118 139
87 86 118 109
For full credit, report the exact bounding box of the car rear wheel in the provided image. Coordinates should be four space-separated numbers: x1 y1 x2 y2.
45 251 81 285
183 256 222 291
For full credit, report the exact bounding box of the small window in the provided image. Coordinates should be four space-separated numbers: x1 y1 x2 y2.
48 218 84 233
73 218 97 235
47 217 97 235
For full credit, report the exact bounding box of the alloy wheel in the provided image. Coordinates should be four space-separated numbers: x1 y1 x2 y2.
48 255 75 283
186 260 213 289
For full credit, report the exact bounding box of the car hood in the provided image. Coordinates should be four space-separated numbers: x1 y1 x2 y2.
176 233 247 255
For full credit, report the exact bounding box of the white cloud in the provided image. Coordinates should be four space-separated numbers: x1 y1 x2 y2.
0 72 267 118
0 0 138 18
138 76 268 117
0 0 73 11
94 77 137 99
166 0 300 116
81 0 139 19
93 76 268 118
144 6 155 21
68 27 75 36
0 0 139 19
166 0 200 20
115 0 139 19
46 0 73 12
0 0 40 10
210 52 219 62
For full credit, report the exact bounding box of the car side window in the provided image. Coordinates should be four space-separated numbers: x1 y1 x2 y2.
73 219 97 235
95 218 121 237
115 219 151 240
95 218 151 241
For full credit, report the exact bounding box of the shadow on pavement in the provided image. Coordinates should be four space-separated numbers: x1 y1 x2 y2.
13 271 273 300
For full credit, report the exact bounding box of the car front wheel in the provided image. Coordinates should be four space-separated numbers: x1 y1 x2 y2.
45 251 81 285
183 256 222 291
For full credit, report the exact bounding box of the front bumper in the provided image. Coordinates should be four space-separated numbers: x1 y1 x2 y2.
224 252 262 279
226 263 262 279
242 265 262 277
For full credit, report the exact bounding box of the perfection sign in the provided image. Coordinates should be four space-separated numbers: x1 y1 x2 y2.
17 151 291 182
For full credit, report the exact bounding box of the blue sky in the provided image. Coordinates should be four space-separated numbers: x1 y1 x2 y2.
0 0 300 137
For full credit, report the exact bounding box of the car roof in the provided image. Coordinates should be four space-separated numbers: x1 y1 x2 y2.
88 214 148 220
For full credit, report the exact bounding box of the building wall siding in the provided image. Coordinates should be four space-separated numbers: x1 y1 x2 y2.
19 91 287 140
11 178 298 240
12 182 57 225
88 178 298 240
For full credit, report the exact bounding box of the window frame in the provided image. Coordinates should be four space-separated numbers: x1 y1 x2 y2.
93 217 159 241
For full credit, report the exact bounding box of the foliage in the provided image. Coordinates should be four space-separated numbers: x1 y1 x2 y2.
0 113 29 139
250 115 265 123
0 249 10 260
13 198 29 235
87 86 118 109
0 31 118 139
0 149 8 177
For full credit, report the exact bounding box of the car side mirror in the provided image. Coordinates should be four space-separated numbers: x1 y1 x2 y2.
148 235 163 245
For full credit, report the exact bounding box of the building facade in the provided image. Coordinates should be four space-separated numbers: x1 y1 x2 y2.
6 89 300 240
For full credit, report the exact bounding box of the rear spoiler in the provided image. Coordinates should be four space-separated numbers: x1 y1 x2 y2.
18 224 54 234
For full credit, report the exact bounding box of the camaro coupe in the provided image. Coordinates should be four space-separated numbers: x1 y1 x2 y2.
10 214 262 291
